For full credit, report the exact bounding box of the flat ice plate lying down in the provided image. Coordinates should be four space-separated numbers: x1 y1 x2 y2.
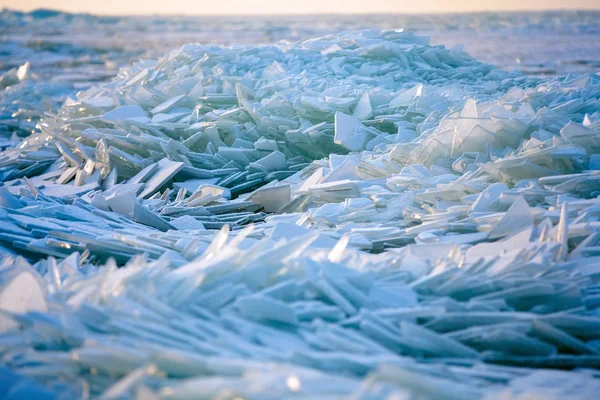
1 29 600 399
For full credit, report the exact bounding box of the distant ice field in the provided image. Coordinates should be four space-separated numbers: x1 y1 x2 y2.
2 10 600 80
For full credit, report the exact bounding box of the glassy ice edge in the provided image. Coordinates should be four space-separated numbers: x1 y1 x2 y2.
1 9 600 400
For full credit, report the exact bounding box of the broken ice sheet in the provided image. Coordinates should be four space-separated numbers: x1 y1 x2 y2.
0 27 600 400
138 158 183 199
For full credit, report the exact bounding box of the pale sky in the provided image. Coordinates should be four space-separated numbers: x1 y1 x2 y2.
2 0 599 16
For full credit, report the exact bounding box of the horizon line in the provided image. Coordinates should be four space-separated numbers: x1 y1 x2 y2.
2 6 600 19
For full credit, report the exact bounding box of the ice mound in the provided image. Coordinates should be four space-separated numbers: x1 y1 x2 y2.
2 29 600 398
3 30 511 179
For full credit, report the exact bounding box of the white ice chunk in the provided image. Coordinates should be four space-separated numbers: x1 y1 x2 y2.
488 196 533 239
334 112 371 152
0 268 47 333
102 105 148 122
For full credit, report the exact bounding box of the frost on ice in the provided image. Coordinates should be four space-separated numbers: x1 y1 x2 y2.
1 29 600 399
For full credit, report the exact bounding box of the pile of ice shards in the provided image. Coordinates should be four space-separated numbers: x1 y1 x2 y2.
2 29 600 399
0 64 73 150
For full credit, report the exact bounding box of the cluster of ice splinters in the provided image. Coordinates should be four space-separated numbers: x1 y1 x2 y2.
1 29 600 399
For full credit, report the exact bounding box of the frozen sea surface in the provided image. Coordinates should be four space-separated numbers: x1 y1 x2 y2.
1 9 600 400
